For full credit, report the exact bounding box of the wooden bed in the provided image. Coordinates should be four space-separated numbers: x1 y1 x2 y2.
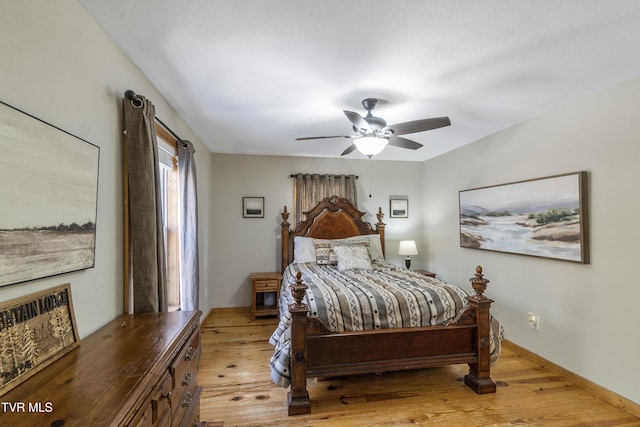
279 196 496 415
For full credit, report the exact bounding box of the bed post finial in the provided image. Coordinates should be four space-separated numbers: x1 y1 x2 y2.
281 206 291 272
470 265 489 298
290 271 308 307
375 207 386 256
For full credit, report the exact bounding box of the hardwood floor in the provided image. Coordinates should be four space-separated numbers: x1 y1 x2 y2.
199 308 640 426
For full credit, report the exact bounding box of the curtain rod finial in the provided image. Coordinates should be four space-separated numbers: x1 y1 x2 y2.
125 90 143 108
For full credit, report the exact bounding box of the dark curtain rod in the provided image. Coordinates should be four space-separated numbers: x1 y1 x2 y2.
125 89 186 146
290 174 358 179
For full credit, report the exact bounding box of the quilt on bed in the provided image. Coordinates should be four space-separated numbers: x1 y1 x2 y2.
269 260 503 388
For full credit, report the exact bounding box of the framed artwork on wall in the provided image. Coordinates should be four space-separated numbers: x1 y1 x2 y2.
0 100 100 287
243 197 264 218
459 171 589 263
390 198 408 218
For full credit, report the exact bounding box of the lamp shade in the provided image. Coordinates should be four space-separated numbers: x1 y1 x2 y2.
398 240 418 256
354 136 388 157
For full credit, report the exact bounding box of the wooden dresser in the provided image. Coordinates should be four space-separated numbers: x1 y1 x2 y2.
1 310 202 427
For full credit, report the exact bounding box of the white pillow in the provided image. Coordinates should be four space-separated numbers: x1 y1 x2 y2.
333 245 373 271
293 236 316 263
366 235 384 260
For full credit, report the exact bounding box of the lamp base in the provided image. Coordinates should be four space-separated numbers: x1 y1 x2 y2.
405 257 411 269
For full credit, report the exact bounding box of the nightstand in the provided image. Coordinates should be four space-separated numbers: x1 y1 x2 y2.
250 272 282 320
414 269 436 278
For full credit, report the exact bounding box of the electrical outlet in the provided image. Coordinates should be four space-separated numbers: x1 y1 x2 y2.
528 312 540 331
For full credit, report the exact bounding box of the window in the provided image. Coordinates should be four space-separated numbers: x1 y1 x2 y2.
155 123 181 312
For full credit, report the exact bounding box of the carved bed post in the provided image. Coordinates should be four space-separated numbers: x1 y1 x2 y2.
288 271 311 415
464 266 497 394
375 207 386 256
281 206 291 272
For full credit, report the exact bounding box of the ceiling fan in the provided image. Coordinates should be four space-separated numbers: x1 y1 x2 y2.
296 98 451 157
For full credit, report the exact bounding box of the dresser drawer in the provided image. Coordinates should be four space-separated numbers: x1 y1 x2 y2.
255 279 278 291
133 402 153 427
177 386 202 427
157 410 172 427
133 369 172 426
173 365 198 408
171 328 199 383
153 371 172 425
170 325 200 424
173 378 199 425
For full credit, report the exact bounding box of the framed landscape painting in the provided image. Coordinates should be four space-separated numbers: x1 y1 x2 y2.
243 197 264 218
459 172 589 263
390 198 408 218
0 100 100 287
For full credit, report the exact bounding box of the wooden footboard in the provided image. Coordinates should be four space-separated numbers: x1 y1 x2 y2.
287 267 496 416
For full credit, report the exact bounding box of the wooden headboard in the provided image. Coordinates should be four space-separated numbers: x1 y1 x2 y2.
281 196 386 270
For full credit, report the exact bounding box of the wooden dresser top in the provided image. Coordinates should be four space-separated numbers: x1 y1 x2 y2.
1 310 201 427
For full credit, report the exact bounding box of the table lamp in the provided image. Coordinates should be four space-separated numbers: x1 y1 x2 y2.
398 240 418 269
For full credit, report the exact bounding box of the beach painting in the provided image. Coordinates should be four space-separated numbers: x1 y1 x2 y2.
459 172 589 263
0 100 100 287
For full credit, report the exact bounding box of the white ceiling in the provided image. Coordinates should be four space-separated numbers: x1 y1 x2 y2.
80 0 640 161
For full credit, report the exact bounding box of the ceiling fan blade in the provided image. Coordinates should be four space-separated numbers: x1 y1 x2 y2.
386 117 451 135
340 144 358 156
344 110 372 132
388 136 423 150
296 135 352 141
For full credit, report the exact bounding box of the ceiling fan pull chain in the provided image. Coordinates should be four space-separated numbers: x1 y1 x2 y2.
369 158 373 198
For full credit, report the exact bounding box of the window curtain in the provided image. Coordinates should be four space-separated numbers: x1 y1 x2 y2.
178 140 199 311
123 95 167 313
293 174 358 223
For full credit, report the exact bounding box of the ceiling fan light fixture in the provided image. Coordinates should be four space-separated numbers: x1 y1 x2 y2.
296 98 450 157
354 136 388 157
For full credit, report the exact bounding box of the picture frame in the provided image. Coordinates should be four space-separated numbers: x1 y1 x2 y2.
0 284 80 396
459 171 589 263
243 197 264 218
390 198 409 218
0 100 100 287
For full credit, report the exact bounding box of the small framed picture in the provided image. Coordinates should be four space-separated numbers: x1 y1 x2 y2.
243 197 264 218
390 199 408 218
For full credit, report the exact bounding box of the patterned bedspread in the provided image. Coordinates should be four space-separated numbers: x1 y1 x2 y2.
269 261 503 388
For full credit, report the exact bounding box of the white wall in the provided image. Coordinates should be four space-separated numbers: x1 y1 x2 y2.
423 75 640 404
0 0 213 337
210 154 424 307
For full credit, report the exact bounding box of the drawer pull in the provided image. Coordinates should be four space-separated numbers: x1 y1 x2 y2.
182 391 192 408
185 346 195 361
164 391 172 400
182 371 192 386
